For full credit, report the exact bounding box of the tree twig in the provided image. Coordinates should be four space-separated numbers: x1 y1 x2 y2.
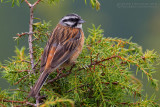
24 0 31 7
24 0 41 73
14 73 30 85
16 32 29 37
21 60 31 63
28 4 35 73
0 99 37 107
0 99 26 104
33 0 41 6
24 0 42 105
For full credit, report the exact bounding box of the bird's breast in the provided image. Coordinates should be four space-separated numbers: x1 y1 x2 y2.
67 30 84 64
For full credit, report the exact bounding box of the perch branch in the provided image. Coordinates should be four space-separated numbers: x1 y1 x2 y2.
47 55 137 84
47 55 119 83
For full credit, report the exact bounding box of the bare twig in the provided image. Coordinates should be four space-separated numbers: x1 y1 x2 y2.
33 0 41 6
24 0 41 73
24 0 31 7
32 38 39 42
0 99 26 104
16 32 29 37
21 60 31 63
13 32 35 40
0 99 37 107
24 0 42 105
28 5 35 73
77 55 119 71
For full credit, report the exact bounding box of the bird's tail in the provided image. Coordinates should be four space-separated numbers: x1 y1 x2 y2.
28 70 50 98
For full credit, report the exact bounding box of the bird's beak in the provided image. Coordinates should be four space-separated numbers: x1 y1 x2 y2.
79 19 86 24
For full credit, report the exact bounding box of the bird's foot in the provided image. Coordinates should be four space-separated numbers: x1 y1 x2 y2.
35 94 47 106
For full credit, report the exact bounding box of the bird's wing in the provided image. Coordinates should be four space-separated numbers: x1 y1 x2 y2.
40 26 60 72
40 39 51 72
40 27 81 72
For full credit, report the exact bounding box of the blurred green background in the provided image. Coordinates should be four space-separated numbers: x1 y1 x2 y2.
0 0 160 103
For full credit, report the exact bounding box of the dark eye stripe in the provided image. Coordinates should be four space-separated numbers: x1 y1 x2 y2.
63 18 79 22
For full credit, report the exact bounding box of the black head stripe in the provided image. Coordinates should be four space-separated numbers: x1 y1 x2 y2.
60 13 83 28
66 13 79 17
63 18 79 23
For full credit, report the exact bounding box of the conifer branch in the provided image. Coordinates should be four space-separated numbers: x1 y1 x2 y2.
0 99 37 107
47 55 119 83
14 73 30 85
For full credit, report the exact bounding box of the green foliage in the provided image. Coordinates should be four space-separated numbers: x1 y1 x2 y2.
1 0 22 7
1 0 100 10
0 0 159 106
0 24 159 106
85 0 100 10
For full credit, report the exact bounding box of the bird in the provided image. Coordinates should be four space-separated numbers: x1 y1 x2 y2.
28 13 85 98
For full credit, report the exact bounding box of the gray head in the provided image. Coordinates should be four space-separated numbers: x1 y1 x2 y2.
59 13 85 29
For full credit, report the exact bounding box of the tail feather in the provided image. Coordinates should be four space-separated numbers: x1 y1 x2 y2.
28 71 49 98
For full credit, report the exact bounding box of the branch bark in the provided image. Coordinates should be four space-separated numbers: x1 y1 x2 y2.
28 5 35 73
24 0 41 73
24 0 41 105
0 99 37 107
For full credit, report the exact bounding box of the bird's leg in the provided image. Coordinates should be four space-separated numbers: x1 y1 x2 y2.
35 93 46 106
35 94 40 106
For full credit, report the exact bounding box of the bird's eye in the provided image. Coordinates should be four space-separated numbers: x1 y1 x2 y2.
64 18 79 22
